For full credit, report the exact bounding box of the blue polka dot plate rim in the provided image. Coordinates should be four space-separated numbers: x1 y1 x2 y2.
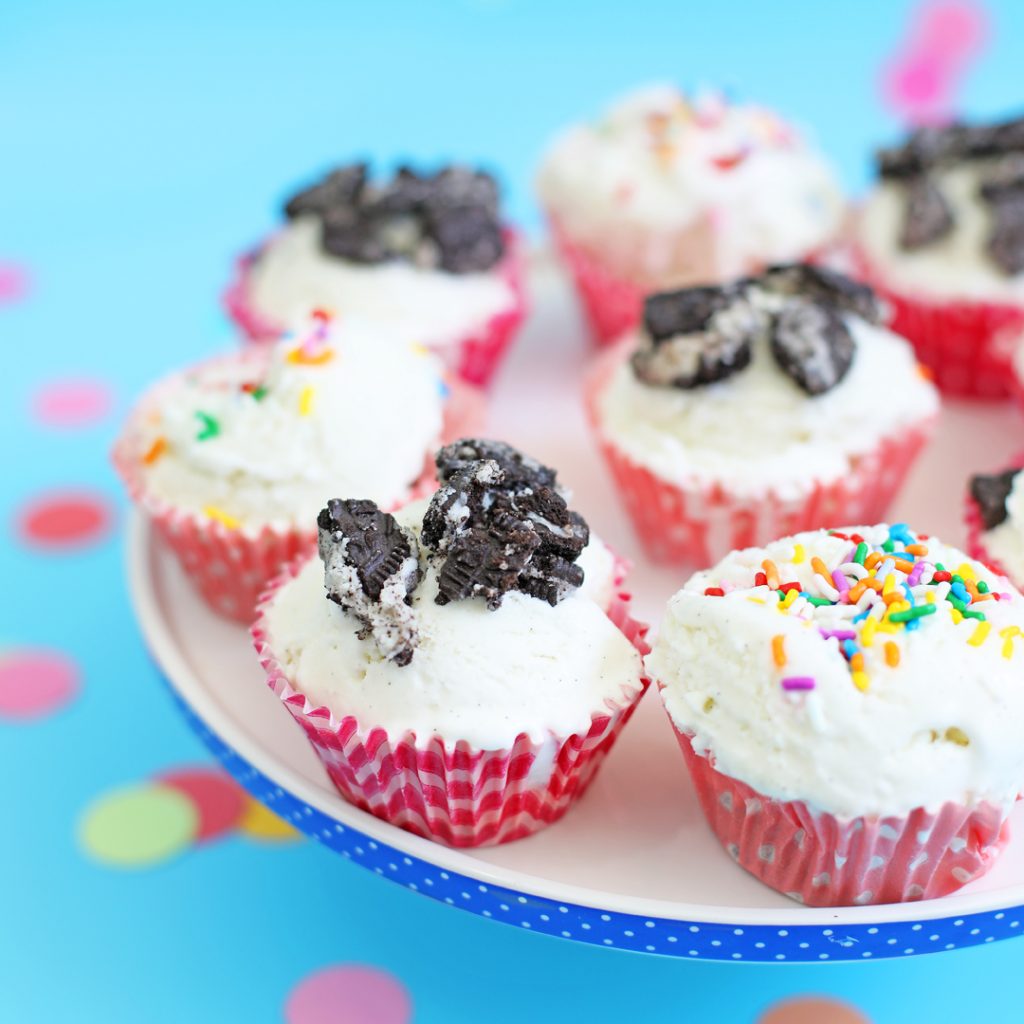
129 512 1024 963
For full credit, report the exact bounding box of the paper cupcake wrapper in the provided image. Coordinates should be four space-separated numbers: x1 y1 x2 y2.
964 449 1024 591
585 342 936 566
854 247 1024 399
548 214 833 347
251 557 651 848
113 350 483 623
223 230 528 389
669 719 1010 907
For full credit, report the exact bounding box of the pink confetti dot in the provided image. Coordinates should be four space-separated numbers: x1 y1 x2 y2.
0 648 79 719
33 378 112 429
156 767 248 842
0 262 30 305
16 491 114 549
285 965 412 1024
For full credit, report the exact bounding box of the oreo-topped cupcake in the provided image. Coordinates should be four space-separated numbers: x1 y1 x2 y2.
586 264 939 565
253 439 649 847
650 523 1024 906
857 115 1024 396
114 316 481 621
225 163 526 387
537 84 845 345
967 457 1024 589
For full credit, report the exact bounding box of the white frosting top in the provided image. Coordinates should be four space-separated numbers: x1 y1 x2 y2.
859 163 1024 301
595 316 939 500
245 216 516 346
649 524 1024 818
980 471 1024 586
136 320 445 530
262 500 643 749
537 84 845 279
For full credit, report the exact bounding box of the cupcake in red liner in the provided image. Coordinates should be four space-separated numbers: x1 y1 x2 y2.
223 162 527 388
537 85 845 345
854 116 1024 398
649 523 1024 906
585 264 939 567
114 316 479 623
966 455 1024 589
252 439 650 847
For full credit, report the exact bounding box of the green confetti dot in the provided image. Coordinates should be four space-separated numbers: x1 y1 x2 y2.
79 785 198 868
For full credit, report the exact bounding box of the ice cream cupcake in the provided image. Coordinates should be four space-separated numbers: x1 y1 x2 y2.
114 316 475 621
224 163 526 387
857 115 1024 397
537 85 845 344
253 439 649 847
587 264 939 565
967 457 1024 589
649 523 1024 906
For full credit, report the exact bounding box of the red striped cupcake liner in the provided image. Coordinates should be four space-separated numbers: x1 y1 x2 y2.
854 247 1024 399
585 341 936 567
964 449 1024 590
670 720 1011 907
113 350 484 623
252 557 650 848
223 230 528 389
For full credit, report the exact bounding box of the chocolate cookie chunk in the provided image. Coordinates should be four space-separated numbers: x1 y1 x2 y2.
434 439 558 491
770 299 855 396
899 176 954 250
876 125 971 179
423 203 505 274
760 263 883 325
317 499 421 665
422 441 590 609
632 285 761 389
970 468 1021 531
980 157 1024 275
285 164 367 220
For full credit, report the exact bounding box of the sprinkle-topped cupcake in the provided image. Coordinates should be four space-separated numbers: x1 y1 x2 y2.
586 263 939 565
225 162 526 386
857 115 1024 396
114 315 476 620
967 456 1024 589
649 523 1024 906
537 84 845 344
253 439 649 847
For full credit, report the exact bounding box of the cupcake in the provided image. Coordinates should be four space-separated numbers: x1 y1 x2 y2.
856 116 1024 397
252 439 649 847
967 456 1024 588
114 316 476 622
649 523 1024 907
224 163 526 387
537 84 845 345
586 264 939 566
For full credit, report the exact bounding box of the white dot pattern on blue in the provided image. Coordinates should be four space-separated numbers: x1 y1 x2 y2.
171 687 1024 964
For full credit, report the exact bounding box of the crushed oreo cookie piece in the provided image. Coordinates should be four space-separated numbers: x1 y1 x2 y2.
434 438 558 491
898 175 955 250
285 164 367 220
770 299 855 395
877 125 971 179
980 156 1024 275
970 468 1021 531
317 499 421 665
632 285 761 388
282 163 505 273
760 263 883 325
422 441 589 609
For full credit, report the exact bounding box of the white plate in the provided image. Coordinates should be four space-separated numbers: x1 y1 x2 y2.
128 254 1024 961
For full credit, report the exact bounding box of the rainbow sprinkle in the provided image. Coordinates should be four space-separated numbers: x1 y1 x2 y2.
298 386 315 417
194 411 220 441
203 505 239 530
142 436 166 465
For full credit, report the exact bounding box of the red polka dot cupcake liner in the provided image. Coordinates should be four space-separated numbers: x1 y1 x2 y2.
251 558 650 848
113 352 484 624
585 343 936 567
854 248 1024 399
671 721 1011 907
964 450 1024 589
223 231 528 389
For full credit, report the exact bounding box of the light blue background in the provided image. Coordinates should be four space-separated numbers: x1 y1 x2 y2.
3 1 1024 1020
